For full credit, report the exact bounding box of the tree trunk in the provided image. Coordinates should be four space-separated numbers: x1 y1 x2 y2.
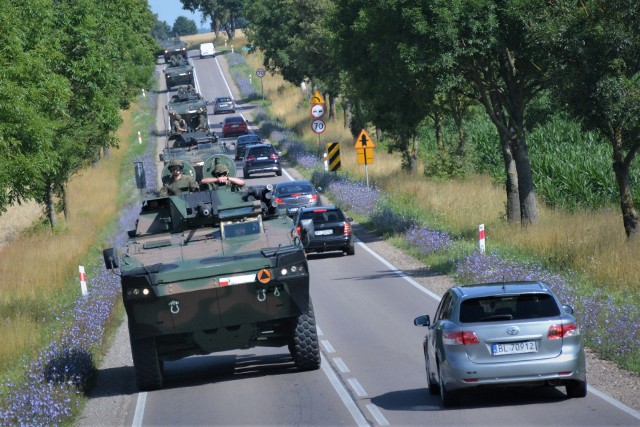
512 129 538 226
45 183 56 229
434 112 443 149
343 100 351 130
612 132 639 239
62 182 70 221
499 133 521 225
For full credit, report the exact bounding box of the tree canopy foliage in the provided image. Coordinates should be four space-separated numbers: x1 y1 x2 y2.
173 16 198 36
241 0 640 237
0 0 156 226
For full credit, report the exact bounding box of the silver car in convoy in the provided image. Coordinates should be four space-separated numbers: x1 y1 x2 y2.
414 281 587 407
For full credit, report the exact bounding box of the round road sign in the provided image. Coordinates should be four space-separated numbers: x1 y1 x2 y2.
256 68 266 78
310 104 325 118
311 119 326 134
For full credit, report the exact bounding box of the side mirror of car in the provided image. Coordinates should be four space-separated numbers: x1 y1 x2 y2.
414 315 431 327
562 304 574 315
346 217 353 222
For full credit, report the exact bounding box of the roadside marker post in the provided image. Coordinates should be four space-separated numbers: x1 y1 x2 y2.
137 131 142 144
479 224 486 253
78 266 88 297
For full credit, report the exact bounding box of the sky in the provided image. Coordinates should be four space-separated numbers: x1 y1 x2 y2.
148 0 211 28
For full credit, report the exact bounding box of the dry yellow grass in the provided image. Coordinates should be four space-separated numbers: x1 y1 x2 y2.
245 48 640 292
0 108 134 371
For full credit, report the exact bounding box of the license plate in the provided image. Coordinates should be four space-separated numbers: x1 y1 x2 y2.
257 156 268 160
492 341 537 355
287 207 299 213
315 229 333 236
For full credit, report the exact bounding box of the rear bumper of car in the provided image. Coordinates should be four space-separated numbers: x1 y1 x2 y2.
440 345 587 392
304 235 354 253
246 164 281 174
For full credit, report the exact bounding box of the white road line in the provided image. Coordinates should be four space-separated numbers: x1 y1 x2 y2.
333 357 351 373
131 392 146 427
366 404 390 426
321 354 370 427
347 378 368 398
321 339 336 353
356 239 442 302
588 386 640 421
317 325 324 336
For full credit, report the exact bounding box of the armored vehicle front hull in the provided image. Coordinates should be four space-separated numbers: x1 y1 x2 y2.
105 188 320 390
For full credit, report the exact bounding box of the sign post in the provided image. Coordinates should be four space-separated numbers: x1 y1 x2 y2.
256 68 266 100
309 91 326 147
354 129 376 188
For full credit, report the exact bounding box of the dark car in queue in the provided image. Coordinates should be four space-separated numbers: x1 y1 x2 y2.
221 116 248 138
213 96 235 115
234 134 263 160
242 143 282 178
294 206 355 256
413 281 587 407
273 180 320 217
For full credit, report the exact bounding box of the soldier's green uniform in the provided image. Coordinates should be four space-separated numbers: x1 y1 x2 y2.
208 163 245 192
160 160 199 196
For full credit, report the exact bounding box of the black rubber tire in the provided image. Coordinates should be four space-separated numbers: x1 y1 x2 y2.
438 362 458 407
276 169 283 177
426 352 439 395
345 245 355 256
243 168 250 179
566 380 587 398
290 300 321 371
130 336 163 391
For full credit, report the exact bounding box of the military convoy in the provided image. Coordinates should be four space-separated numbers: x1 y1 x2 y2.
163 57 195 90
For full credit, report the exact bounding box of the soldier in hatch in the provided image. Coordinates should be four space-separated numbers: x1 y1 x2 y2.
195 108 209 132
172 114 188 134
201 163 245 191
159 160 199 196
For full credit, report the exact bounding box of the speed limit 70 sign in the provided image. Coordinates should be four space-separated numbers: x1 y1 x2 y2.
311 119 326 134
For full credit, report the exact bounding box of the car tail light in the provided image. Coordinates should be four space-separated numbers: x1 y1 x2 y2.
269 153 279 159
295 225 301 237
246 156 255 161
443 331 479 345
310 194 318 202
275 197 284 204
548 322 579 339
343 221 351 236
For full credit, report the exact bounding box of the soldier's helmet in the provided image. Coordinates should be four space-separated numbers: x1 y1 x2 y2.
175 114 182 120
214 163 229 175
169 159 184 170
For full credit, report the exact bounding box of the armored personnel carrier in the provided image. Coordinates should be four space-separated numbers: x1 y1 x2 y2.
164 57 194 90
103 157 320 391
159 134 229 181
159 37 188 62
166 88 208 135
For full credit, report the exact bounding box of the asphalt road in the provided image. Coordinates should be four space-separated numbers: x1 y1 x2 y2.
75 50 640 427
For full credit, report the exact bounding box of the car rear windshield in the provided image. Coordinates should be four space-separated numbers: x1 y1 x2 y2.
217 97 231 102
277 184 313 195
247 147 274 157
459 293 560 322
225 117 243 123
299 209 345 224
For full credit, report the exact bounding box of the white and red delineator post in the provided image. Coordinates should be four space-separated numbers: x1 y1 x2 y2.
137 131 142 144
323 152 328 172
478 224 486 253
78 265 88 297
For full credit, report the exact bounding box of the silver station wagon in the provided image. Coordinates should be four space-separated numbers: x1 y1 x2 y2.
414 281 587 407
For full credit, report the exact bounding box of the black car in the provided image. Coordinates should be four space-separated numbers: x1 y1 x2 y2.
242 143 282 178
273 180 321 217
294 206 355 256
235 134 263 160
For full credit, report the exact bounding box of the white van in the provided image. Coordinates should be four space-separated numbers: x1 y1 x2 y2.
199 42 215 59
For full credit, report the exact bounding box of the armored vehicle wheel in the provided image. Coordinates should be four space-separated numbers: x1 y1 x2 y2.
289 300 321 371
130 336 163 391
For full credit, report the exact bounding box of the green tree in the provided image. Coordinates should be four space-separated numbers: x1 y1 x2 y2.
421 0 556 226
538 1 640 239
173 16 198 36
152 17 172 39
181 0 243 40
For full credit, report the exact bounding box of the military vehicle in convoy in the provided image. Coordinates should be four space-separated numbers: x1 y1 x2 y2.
164 57 194 90
158 37 188 62
159 132 229 181
102 156 320 391
166 88 208 135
